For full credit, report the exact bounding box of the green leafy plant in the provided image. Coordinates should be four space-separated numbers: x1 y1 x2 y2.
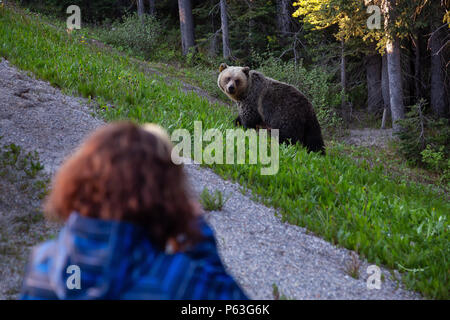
98 13 162 59
345 252 361 279
272 283 290 300
421 145 446 172
2 143 21 166
0 142 48 201
23 151 44 178
396 100 450 168
199 187 228 211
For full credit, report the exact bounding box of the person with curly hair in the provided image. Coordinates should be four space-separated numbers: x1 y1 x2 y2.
20 122 248 300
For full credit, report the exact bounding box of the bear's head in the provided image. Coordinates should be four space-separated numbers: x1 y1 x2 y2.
217 63 250 101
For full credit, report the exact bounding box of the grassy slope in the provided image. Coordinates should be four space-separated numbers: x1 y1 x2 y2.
0 6 448 299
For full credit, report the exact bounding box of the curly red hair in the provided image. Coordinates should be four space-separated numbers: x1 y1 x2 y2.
45 121 201 249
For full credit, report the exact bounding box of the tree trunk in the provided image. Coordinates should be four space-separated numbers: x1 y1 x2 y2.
429 24 448 117
137 0 144 18
381 54 391 129
341 40 347 112
403 43 413 107
383 0 405 133
276 0 292 36
247 4 255 50
220 0 231 60
413 32 423 103
386 38 405 132
209 32 219 57
148 0 155 16
208 0 218 57
366 53 383 114
178 0 195 56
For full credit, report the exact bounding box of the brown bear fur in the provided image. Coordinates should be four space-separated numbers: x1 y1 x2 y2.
217 63 325 154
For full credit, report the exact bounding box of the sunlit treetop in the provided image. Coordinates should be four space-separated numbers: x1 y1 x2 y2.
292 0 448 52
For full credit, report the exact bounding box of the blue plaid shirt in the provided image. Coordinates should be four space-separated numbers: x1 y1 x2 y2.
20 212 248 300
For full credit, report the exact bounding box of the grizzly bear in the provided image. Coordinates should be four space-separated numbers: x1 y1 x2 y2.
217 63 325 154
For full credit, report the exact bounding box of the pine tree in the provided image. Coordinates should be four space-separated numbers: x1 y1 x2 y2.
178 0 195 55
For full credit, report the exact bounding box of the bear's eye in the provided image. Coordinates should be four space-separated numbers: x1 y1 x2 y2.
225 77 230 82
235 79 240 85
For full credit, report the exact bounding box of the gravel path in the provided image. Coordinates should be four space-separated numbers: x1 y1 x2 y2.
0 58 421 299
344 129 394 149
0 60 104 175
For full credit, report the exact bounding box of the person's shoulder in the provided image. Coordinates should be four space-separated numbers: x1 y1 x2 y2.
183 217 219 259
28 239 58 270
177 218 249 299
20 240 59 300
197 216 215 239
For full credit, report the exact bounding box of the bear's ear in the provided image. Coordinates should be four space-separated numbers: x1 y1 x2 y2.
219 63 228 72
242 66 250 77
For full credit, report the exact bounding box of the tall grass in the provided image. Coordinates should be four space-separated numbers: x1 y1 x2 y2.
0 6 448 299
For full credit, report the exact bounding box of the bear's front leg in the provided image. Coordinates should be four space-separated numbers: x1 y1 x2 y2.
256 123 272 133
234 115 260 130
238 112 263 130
234 116 242 127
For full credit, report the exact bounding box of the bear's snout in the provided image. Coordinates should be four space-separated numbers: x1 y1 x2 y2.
227 84 235 94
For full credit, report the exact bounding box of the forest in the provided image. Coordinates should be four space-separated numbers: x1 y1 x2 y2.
0 0 449 299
